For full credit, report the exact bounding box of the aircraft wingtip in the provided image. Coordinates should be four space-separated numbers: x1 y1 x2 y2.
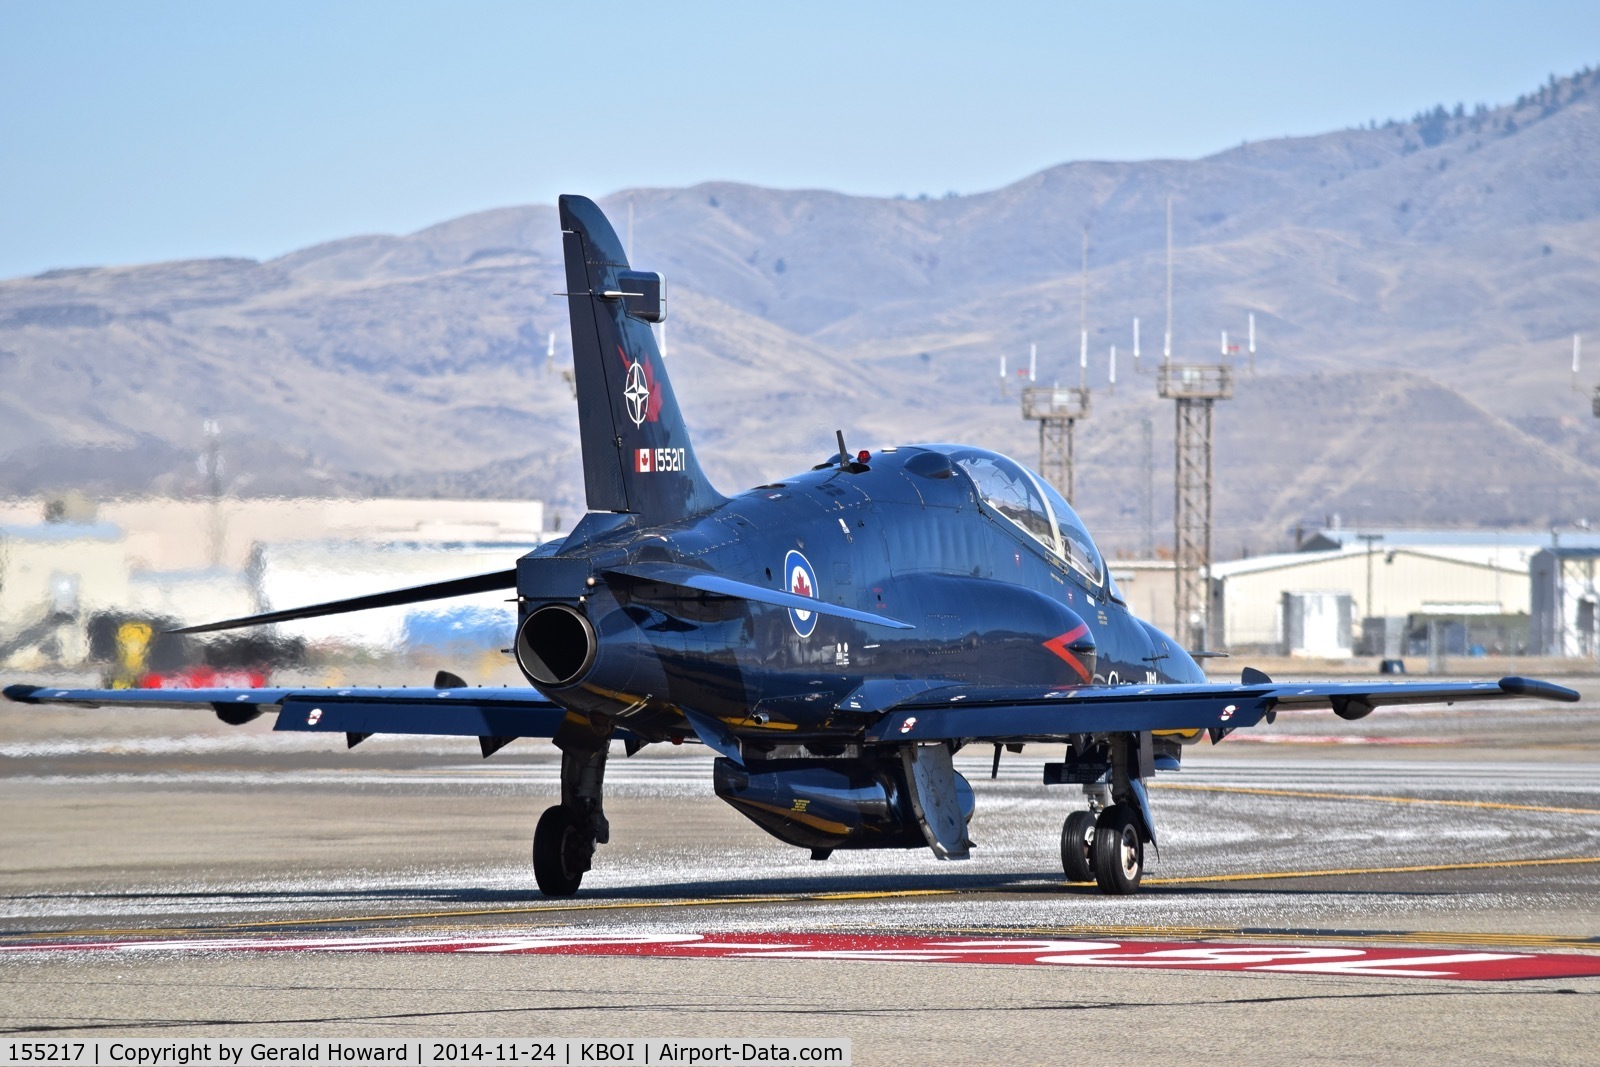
1499 676 1581 702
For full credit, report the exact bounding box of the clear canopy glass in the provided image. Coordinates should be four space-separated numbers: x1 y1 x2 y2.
932 446 1105 589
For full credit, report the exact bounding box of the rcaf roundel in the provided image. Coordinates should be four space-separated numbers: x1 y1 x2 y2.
784 549 818 637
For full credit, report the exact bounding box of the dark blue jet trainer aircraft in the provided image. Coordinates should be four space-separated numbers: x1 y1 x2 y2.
6 195 1580 896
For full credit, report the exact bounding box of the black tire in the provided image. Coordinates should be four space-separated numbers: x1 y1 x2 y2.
1060 810 1096 882
1092 805 1144 895
532 804 591 897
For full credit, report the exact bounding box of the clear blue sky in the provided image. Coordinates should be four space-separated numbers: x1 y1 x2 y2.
2 1 1596 279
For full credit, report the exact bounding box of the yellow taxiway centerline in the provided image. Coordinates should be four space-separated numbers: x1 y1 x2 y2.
1150 781 1600 816
1143 854 1600 885
5 857 1600 944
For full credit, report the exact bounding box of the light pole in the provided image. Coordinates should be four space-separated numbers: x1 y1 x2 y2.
1358 533 1384 653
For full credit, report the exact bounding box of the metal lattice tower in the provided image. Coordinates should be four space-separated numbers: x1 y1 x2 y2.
1158 363 1233 650
1022 386 1091 503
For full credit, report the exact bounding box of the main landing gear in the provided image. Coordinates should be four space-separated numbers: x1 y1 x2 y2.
1060 809 1096 883
532 724 612 897
1059 804 1144 894
1091 805 1143 894
1052 732 1155 896
532 804 594 896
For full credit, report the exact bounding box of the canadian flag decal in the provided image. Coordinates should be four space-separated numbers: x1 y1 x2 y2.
636 448 652 473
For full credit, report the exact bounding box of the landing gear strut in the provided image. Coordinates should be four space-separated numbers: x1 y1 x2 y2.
532 726 611 897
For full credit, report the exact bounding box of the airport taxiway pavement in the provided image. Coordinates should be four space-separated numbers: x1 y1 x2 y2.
3 677 1599 1064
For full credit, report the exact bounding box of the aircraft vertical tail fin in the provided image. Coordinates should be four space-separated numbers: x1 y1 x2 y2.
559 194 724 521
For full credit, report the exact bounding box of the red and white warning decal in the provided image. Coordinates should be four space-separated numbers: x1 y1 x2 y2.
3 932 1596 981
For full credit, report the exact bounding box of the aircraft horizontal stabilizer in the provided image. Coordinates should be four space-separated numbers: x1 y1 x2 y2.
604 562 914 630
861 675 1579 744
165 569 518 635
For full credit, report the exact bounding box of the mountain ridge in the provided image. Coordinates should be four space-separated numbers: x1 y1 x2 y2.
4 66 1598 554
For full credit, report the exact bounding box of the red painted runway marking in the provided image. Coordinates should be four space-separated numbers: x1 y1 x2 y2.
3 932 1598 981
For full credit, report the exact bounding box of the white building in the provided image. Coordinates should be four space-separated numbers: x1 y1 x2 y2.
1530 547 1600 659
0 497 553 668
0 521 129 667
1105 560 1177 639
1210 544 1529 655
1298 527 1599 574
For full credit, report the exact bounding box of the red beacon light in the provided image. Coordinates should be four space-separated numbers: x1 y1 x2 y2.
857 450 871 464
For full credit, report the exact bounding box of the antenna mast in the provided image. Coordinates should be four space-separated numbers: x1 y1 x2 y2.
1020 226 1090 502
1581 333 1600 420
1079 228 1089 389
1164 196 1173 364
202 419 224 569
1141 417 1155 556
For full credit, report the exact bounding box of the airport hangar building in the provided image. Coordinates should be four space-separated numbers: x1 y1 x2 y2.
1208 528 1600 659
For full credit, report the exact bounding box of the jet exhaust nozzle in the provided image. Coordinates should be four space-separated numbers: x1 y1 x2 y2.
515 603 597 687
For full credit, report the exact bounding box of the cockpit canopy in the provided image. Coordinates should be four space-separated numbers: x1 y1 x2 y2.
926 446 1107 590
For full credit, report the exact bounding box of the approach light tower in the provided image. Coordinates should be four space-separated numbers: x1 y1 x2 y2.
1023 384 1091 503
1158 362 1232 650
1022 228 1094 503
1156 196 1234 650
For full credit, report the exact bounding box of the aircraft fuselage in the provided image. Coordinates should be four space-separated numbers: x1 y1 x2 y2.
515 444 1203 746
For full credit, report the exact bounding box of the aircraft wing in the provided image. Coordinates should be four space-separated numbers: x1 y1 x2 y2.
8 673 1579 750
0 682 622 748
858 675 1581 744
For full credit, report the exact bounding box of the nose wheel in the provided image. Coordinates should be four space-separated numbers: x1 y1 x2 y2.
1091 805 1144 895
1060 809 1097 882
532 804 595 897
